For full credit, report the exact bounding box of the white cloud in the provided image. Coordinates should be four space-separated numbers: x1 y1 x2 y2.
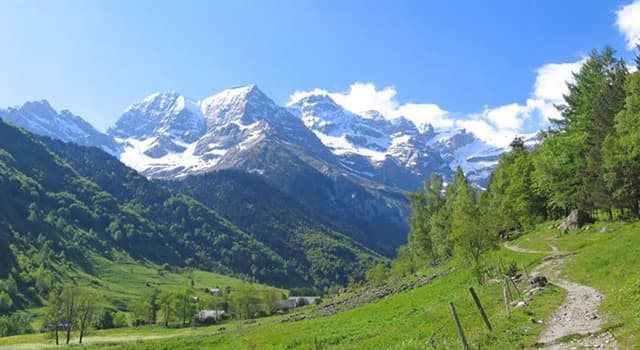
395 103 453 129
617 0 640 50
484 103 529 130
452 58 583 146
330 83 399 116
533 60 584 102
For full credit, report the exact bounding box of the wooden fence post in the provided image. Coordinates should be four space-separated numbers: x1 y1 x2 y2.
509 278 521 296
469 287 492 331
503 281 511 318
449 302 469 350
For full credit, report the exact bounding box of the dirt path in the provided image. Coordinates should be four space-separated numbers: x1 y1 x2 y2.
504 243 618 349
503 242 546 254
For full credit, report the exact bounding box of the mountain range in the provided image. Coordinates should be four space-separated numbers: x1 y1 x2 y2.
0 85 530 258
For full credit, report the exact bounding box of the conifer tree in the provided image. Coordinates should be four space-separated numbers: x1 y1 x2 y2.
603 51 640 217
534 47 624 213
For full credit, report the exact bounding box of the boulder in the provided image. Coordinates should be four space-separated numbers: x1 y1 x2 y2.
530 276 548 288
558 209 592 232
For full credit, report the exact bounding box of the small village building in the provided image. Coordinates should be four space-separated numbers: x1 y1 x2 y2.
207 288 222 296
197 310 225 323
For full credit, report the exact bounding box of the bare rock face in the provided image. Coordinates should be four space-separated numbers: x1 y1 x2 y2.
559 209 592 232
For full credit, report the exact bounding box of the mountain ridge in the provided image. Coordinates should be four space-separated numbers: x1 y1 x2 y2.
0 85 535 257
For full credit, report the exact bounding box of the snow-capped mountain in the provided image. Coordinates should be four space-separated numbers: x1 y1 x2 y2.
0 100 120 154
108 85 411 254
109 85 334 179
1 85 533 255
287 94 507 189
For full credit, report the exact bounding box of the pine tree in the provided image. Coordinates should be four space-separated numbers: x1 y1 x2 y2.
584 60 628 217
603 57 640 217
535 47 624 213
407 173 447 266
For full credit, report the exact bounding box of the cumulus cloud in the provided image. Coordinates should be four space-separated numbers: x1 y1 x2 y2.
330 83 399 117
460 59 583 146
395 103 453 129
533 61 584 102
616 0 640 50
287 58 583 147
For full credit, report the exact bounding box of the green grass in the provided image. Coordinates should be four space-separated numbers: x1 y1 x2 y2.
0 253 282 347
5 220 638 349
25 247 561 349
85 255 262 310
513 220 640 348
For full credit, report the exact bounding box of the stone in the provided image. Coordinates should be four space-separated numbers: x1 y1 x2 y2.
530 276 548 288
558 209 593 232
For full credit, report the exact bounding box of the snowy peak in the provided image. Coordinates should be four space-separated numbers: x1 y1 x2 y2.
111 85 329 179
287 92 509 188
109 92 206 143
19 99 57 115
0 100 119 154
2 85 514 188
200 84 292 128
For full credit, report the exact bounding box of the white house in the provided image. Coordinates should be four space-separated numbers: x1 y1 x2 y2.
197 310 225 322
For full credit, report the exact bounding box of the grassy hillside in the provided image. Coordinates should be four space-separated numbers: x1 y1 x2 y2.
25 253 281 327
0 253 281 348
0 226 562 349
512 220 640 348
0 120 295 314
3 219 635 349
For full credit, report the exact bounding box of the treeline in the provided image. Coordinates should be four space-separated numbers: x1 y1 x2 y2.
33 281 293 344
391 46 640 281
127 282 286 327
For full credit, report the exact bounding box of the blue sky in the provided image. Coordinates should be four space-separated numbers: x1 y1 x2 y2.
0 0 638 140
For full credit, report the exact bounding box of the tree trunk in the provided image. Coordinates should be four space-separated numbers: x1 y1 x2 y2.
54 326 59 345
79 314 86 344
164 307 169 327
66 325 71 345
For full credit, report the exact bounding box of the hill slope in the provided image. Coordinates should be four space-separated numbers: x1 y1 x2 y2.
167 170 385 288
0 120 294 311
0 118 383 312
44 139 384 289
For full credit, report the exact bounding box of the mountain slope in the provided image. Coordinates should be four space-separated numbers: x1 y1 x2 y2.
46 136 386 285
0 120 308 313
0 100 120 155
167 170 384 288
287 93 508 188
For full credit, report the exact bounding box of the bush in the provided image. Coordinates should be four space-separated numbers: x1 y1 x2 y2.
0 312 33 337
0 292 13 312
113 311 128 328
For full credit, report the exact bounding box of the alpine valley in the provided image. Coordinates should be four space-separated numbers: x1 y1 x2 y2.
0 84 521 293
3 87 515 230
